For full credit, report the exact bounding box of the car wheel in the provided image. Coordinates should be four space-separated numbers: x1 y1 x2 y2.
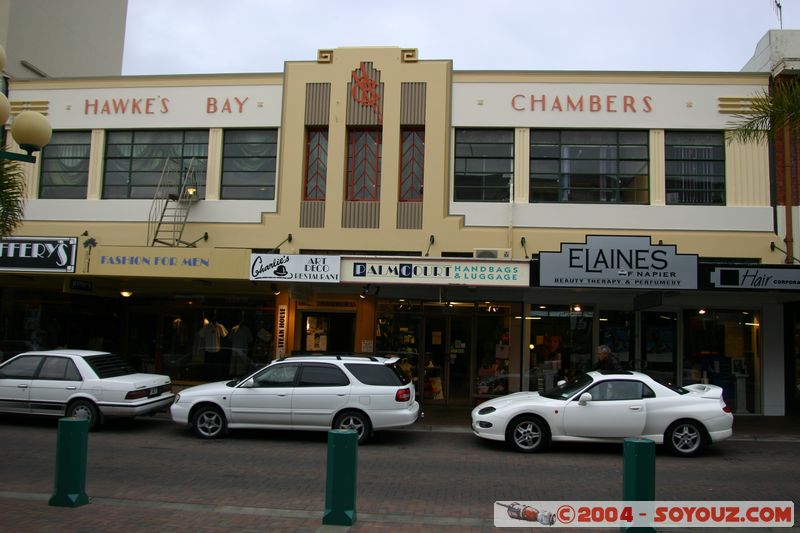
506 415 550 453
334 411 371 444
192 405 227 439
67 399 100 431
665 420 705 457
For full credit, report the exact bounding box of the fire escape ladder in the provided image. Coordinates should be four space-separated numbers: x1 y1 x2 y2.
147 158 207 247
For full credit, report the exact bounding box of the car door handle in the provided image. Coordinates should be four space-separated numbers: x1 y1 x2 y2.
337 394 346 397
17 384 28 389
629 406 642 411
277 393 288 397
66 386 77 390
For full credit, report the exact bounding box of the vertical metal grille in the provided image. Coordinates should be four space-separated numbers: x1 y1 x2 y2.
400 82 426 125
305 83 330 126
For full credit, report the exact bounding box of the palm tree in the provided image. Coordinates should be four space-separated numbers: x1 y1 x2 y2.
727 77 800 144
728 77 800 264
0 157 26 237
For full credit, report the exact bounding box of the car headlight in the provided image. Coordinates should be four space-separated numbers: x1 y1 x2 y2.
478 406 496 415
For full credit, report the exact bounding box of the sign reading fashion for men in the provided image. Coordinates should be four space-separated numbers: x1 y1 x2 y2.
340 257 529 286
249 254 341 283
0 237 77 273
539 236 698 289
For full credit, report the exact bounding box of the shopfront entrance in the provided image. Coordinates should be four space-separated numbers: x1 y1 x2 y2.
423 315 471 405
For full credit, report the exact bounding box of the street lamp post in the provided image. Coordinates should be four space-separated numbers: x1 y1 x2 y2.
0 44 52 163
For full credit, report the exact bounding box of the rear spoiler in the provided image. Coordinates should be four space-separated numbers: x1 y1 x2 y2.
683 383 723 399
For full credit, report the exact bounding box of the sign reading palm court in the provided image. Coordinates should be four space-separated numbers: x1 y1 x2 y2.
539 235 698 289
249 254 341 282
341 257 529 286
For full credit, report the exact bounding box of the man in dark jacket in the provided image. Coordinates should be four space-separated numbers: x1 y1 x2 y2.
593 344 623 371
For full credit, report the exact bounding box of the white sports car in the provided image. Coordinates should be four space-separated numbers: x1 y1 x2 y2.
471 370 733 457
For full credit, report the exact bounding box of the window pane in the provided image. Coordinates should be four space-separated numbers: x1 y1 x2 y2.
221 129 278 200
454 129 513 203
665 131 725 205
530 129 648 204
103 130 209 199
39 131 91 199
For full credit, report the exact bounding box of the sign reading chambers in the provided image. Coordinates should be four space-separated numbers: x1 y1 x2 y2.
539 235 698 289
0 237 77 273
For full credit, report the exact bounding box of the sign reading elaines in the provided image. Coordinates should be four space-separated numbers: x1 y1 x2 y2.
250 254 341 282
539 235 698 289
0 237 77 273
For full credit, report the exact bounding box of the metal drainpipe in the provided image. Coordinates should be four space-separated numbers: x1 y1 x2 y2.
784 126 794 264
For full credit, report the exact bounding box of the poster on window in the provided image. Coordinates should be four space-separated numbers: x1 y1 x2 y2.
305 316 328 352
645 325 674 363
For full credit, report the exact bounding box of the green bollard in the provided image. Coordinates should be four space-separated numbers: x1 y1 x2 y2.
622 438 655 533
322 429 357 526
49 417 90 508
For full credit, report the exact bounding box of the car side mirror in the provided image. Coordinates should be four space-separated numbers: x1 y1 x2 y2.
578 392 592 406
240 378 255 388
557 380 566 387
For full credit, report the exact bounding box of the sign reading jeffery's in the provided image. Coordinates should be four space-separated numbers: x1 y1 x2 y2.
0 237 77 273
539 235 698 289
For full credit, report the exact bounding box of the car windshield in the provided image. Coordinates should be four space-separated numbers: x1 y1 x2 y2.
541 373 593 400
84 353 138 378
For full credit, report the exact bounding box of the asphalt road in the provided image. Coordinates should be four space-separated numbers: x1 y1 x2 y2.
1 414 799 532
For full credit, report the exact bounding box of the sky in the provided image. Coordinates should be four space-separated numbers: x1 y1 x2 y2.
123 0 800 76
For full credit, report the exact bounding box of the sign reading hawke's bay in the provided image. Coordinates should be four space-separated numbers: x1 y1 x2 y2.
539 235 698 289
250 254 340 282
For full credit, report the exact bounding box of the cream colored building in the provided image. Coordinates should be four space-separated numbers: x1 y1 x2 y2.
2 44 797 414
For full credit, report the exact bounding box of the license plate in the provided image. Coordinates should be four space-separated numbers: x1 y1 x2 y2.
149 387 160 397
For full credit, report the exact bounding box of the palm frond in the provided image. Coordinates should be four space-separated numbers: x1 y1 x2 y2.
728 78 800 144
0 158 27 237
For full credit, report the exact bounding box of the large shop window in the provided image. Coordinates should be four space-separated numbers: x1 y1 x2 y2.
682 309 761 414
39 131 91 199
103 130 208 199
400 129 424 201
454 129 513 202
304 128 328 200
346 129 381 201
221 129 277 199
530 129 649 203
665 131 725 205
528 305 594 391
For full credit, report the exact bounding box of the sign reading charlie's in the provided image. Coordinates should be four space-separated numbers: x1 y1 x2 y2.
250 254 341 282
0 237 77 273
539 235 698 289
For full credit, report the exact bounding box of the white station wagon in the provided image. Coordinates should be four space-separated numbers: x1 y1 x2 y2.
0 349 174 430
171 355 421 443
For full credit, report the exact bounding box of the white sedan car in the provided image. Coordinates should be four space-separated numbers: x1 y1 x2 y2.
171 355 420 444
0 349 174 430
472 370 733 457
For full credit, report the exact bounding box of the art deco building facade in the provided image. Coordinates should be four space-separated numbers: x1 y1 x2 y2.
3 38 799 415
